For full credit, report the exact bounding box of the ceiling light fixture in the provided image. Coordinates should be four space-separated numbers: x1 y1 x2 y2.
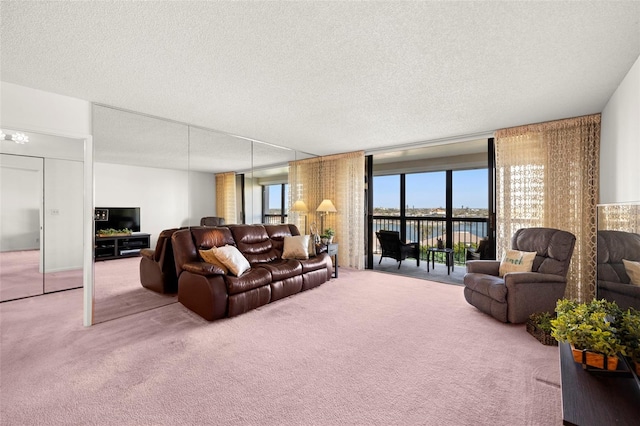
0 130 29 144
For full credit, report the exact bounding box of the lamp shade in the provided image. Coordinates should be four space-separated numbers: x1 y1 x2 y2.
316 199 337 213
291 200 309 213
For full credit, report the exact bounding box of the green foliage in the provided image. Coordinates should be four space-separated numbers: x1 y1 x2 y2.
97 228 132 236
551 298 635 357
620 308 640 362
321 228 335 238
529 311 554 332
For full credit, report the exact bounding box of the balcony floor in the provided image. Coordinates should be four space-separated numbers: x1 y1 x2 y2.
371 254 465 286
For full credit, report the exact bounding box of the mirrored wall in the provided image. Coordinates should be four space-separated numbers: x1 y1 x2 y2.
0 130 84 302
596 202 640 310
91 105 304 324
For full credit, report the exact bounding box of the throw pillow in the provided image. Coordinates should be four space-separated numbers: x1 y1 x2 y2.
499 249 537 277
622 259 640 285
211 245 251 276
307 235 316 257
198 247 229 274
282 235 310 260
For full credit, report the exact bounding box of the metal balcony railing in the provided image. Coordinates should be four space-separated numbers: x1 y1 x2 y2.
373 215 489 265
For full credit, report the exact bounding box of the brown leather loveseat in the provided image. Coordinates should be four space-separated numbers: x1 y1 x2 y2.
171 224 332 320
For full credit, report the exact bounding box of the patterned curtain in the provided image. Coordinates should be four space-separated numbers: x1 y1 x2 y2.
495 114 600 302
215 171 237 224
289 151 365 269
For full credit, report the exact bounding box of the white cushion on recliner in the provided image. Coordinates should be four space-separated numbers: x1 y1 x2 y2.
198 248 229 274
499 249 536 277
622 259 640 285
210 245 251 276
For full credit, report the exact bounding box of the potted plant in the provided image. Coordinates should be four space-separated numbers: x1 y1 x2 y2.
321 227 335 244
97 228 133 237
527 312 557 346
551 299 626 370
620 307 640 375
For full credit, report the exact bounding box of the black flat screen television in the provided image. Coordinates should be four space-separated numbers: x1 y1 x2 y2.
95 207 141 232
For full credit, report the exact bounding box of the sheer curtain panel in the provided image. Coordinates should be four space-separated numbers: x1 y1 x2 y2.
495 114 600 302
289 151 365 269
216 171 237 225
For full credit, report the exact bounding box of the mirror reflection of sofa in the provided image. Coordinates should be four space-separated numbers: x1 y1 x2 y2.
597 230 640 310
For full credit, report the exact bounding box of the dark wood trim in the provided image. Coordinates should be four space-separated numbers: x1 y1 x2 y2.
445 170 453 249
366 155 374 269
280 183 286 223
488 137 496 259
240 174 246 224
400 173 407 242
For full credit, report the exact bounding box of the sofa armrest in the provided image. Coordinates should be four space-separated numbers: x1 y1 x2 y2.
140 248 155 261
183 261 226 276
465 260 500 275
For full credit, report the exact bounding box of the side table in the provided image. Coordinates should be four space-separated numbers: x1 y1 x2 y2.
426 247 454 275
317 243 338 278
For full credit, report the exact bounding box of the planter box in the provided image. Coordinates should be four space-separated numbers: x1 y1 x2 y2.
526 319 558 346
570 344 619 370
97 233 132 237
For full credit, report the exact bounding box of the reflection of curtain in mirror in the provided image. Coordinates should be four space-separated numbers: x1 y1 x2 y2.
495 114 600 302
216 172 237 224
598 204 640 232
289 151 365 269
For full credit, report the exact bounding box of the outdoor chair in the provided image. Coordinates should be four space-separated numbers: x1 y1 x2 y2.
375 230 420 269
466 237 491 261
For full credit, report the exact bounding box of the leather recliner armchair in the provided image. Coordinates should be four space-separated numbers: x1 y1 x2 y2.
464 227 576 323
200 216 226 226
597 230 640 310
139 228 181 294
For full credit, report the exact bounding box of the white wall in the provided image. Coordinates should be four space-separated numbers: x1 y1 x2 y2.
0 82 91 137
601 54 640 203
188 171 216 225
95 163 216 247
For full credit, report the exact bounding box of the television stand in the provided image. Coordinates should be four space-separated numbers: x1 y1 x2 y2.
94 233 150 261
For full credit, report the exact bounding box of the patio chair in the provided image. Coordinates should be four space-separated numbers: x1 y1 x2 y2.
375 230 420 269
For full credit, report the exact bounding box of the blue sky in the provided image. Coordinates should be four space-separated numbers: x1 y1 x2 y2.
270 168 488 210
374 169 488 209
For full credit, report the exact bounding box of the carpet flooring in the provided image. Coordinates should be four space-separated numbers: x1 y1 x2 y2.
0 268 562 425
93 257 177 324
0 250 83 301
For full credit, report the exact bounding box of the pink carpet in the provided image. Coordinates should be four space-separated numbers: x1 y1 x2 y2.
93 257 177 324
0 250 82 301
0 268 561 425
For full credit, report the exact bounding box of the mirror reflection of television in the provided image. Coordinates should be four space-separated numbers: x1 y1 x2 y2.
95 207 140 232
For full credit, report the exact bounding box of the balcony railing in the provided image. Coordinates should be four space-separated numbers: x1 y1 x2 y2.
263 214 286 224
373 215 489 265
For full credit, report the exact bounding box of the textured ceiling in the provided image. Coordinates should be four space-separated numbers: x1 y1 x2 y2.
1 1 639 158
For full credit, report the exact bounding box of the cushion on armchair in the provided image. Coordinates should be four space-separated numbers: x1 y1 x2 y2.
498 249 536 277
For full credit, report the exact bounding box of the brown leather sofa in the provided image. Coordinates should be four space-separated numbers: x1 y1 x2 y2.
139 228 182 294
171 223 333 320
597 230 640 310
